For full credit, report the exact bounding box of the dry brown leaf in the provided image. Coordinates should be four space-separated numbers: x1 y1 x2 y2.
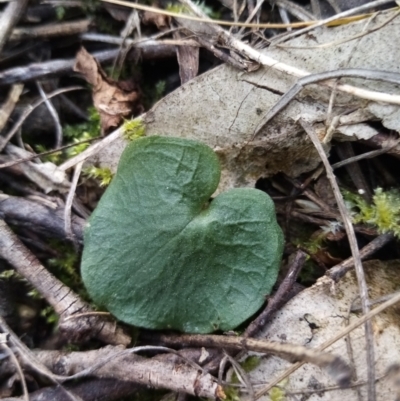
73 47 141 133
142 10 170 29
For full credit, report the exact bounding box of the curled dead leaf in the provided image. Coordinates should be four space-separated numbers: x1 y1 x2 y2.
142 10 170 29
73 47 142 133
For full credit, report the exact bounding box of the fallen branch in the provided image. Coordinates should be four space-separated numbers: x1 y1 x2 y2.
0 343 222 399
0 219 129 345
145 332 352 387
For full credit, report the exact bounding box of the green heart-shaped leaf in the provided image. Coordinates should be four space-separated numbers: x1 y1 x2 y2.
81 136 283 333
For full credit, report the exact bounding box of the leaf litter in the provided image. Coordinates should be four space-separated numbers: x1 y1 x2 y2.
73 46 143 134
82 9 400 194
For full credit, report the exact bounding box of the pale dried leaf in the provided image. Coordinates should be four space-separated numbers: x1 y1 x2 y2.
5 144 70 193
242 260 400 401
82 11 400 192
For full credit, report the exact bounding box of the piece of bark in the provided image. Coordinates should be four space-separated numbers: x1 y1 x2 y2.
0 195 84 243
174 31 199 84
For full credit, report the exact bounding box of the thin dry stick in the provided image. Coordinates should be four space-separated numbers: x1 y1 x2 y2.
0 86 84 152
0 317 82 401
299 119 376 401
101 0 361 29
59 125 124 171
277 9 400 49
10 19 90 41
332 139 400 169
64 161 83 246
224 353 255 400
328 233 394 281
254 287 400 399
36 81 63 148
0 83 24 131
0 335 28 401
252 68 400 139
271 0 396 45
245 250 307 337
81 31 193 46
153 333 351 381
276 0 316 21
0 220 130 346
0 137 100 170
325 12 376 129
180 0 400 106
0 0 29 54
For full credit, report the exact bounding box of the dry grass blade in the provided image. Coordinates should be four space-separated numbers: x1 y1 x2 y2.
271 0 397 44
100 0 374 28
300 118 376 401
253 68 400 139
0 86 84 152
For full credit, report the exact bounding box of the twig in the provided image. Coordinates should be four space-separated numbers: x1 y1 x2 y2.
149 333 352 386
101 0 366 29
81 31 194 46
252 68 400 139
0 334 28 401
59 125 124 171
0 336 222 399
335 142 372 201
0 83 24 132
10 19 90 41
244 250 307 337
0 86 84 152
0 316 81 401
276 9 400 49
64 161 83 246
0 45 176 86
332 139 400 169
36 81 63 148
299 119 376 401
179 0 400 106
328 233 394 281
0 0 29 54
0 219 130 345
275 0 317 21
271 0 396 45
0 136 100 170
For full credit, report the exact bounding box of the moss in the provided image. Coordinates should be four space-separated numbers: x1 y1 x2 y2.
240 355 261 373
122 117 146 141
224 356 262 400
83 166 114 187
269 380 288 401
344 187 400 238
165 3 190 14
